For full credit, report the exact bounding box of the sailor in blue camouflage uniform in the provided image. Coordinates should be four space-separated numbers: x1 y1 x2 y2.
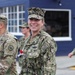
19 7 57 75
0 14 17 75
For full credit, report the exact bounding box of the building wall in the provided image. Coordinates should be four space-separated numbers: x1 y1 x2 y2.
0 0 75 56
0 0 29 21
29 0 75 56
0 0 28 7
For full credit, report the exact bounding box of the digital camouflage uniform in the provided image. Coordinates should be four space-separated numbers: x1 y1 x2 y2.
18 22 30 52
18 7 57 75
18 36 29 66
19 30 57 75
0 31 17 75
0 14 17 75
16 22 30 74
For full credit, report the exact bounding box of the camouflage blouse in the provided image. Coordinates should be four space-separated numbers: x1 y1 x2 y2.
19 30 57 75
0 31 17 75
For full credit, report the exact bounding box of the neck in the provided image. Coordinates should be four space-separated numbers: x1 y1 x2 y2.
0 29 6 35
24 32 30 39
31 30 40 38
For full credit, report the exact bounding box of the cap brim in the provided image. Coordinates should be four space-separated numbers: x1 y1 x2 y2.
19 26 25 28
28 14 43 19
19 26 29 28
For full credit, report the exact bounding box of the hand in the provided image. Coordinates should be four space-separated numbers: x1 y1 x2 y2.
68 52 73 58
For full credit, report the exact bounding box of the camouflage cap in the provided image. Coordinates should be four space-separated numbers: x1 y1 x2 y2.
0 14 7 22
19 22 29 28
28 7 45 19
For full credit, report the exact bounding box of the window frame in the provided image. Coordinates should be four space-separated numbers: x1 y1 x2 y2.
44 9 72 41
0 5 25 36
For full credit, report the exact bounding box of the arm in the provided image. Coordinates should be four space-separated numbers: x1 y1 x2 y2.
0 38 17 74
40 36 57 74
71 48 75 55
68 48 75 58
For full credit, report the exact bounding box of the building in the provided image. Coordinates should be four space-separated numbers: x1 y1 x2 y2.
0 0 75 56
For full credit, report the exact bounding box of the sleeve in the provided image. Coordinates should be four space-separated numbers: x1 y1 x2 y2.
40 36 57 75
50 38 57 54
40 36 57 55
71 48 75 55
0 38 17 74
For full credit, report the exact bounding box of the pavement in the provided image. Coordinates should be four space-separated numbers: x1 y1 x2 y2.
16 56 75 75
56 56 75 75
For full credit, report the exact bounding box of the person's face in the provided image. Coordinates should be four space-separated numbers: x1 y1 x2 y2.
20 27 29 35
0 22 5 29
28 18 44 32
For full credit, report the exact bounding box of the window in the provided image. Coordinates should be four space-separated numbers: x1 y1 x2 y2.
0 5 25 35
44 9 72 41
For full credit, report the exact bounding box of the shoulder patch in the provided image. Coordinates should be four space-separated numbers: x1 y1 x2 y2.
8 45 14 51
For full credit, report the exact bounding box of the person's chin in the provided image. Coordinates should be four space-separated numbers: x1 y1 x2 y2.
31 29 37 32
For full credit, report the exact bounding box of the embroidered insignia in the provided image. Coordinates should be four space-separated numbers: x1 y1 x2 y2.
8 45 14 51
